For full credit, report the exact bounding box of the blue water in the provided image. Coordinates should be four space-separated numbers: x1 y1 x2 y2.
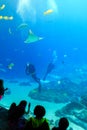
0 1 87 78
0 0 87 129
0 0 87 84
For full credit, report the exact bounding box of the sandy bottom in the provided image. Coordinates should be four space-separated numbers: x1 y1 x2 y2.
0 79 85 130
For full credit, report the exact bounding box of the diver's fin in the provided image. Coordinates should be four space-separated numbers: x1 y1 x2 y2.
43 72 48 80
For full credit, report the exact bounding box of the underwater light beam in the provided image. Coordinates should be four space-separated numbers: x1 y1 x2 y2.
17 0 36 22
48 0 58 13
17 0 31 13
17 0 31 21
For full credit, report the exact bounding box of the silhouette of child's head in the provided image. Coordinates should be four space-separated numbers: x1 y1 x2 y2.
18 100 27 108
59 117 69 129
9 102 16 110
34 105 46 118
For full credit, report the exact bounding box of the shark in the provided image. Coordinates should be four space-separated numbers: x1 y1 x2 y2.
24 30 43 44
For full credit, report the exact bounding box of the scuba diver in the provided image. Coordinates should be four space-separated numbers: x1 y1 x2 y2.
25 63 41 92
43 50 57 80
43 63 55 80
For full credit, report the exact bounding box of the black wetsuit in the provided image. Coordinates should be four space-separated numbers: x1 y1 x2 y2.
26 64 41 92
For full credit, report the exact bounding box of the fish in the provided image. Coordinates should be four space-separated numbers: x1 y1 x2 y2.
0 4 13 21
24 30 43 44
0 16 3 19
8 63 14 70
8 28 12 34
8 16 13 20
44 9 53 15
3 16 13 20
3 16 8 20
0 4 5 10
0 16 13 20
17 23 28 30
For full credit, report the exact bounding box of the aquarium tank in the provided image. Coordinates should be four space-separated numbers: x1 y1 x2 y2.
0 0 87 129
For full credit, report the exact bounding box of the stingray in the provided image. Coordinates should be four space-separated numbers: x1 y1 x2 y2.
24 30 43 44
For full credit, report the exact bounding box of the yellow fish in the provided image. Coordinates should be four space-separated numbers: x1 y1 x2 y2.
0 16 3 19
8 16 13 20
0 4 13 21
3 16 8 20
44 9 53 15
3 16 13 20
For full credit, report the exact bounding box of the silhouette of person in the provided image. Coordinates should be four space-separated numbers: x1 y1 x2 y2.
8 100 31 130
24 105 50 130
52 117 69 130
0 79 8 99
25 63 41 92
